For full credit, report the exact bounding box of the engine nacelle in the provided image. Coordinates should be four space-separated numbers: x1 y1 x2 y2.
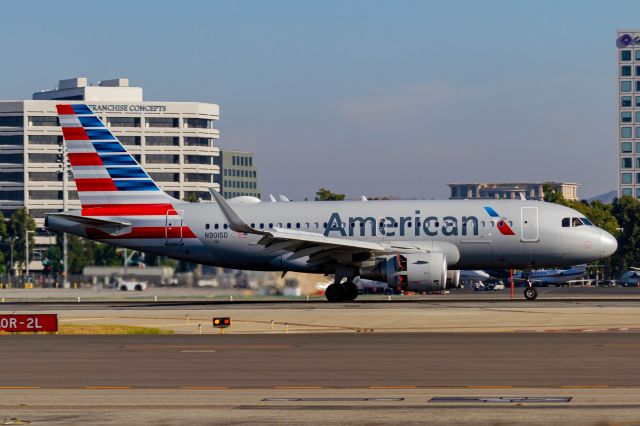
360 253 448 292
446 270 461 289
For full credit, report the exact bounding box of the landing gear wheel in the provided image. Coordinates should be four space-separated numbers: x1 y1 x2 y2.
325 283 346 302
524 286 538 301
343 282 359 301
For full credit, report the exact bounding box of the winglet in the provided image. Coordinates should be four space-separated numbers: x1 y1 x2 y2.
209 189 269 236
269 194 277 203
278 195 290 202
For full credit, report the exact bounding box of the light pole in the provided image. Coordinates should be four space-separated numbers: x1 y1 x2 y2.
58 139 69 288
25 229 34 284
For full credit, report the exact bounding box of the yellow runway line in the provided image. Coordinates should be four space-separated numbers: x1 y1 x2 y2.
560 385 611 388
272 386 324 389
0 386 40 389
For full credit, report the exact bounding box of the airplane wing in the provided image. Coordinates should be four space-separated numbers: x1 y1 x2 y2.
209 189 421 266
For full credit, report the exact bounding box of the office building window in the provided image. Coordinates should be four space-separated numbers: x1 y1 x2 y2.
133 154 141 163
637 173 640 184
622 142 632 153
621 127 632 138
185 155 212 165
118 136 141 145
622 173 633 184
184 137 212 147
622 187 633 196
621 50 632 61
636 158 640 168
146 117 179 128
636 112 640 123
622 158 632 169
636 66 640 77
232 156 236 166
28 135 61 145
146 136 179 146
0 135 23 145
0 153 23 164
145 154 179 164
622 112 632 123
0 191 24 201
622 96 632 107
636 50 640 60
0 116 23 127
621 81 632 92
109 117 140 127
0 172 24 182
185 173 212 183
184 118 213 129
29 116 59 126
637 127 640 139
29 190 61 200
622 66 632 76
29 172 60 181
29 153 58 163
148 172 179 182
636 81 640 92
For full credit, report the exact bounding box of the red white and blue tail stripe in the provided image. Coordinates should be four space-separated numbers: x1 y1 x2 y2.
57 104 178 214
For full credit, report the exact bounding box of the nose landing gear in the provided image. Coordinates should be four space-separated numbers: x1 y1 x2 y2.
524 282 538 301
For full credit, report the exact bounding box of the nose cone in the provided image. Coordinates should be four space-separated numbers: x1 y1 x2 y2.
600 231 618 258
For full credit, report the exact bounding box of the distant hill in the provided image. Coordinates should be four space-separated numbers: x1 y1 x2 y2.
585 190 617 204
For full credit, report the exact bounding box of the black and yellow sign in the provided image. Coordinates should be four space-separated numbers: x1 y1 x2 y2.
213 317 231 328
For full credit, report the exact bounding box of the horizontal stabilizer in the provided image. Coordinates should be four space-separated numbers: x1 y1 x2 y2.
47 212 132 236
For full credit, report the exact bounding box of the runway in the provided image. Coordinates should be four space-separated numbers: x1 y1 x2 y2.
1 333 639 388
2 333 640 425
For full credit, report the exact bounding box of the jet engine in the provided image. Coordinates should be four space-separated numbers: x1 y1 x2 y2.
446 270 461 289
360 253 447 292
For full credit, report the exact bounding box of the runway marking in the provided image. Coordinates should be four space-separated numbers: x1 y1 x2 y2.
272 386 324 389
84 386 133 390
0 386 40 389
180 386 230 390
180 350 217 353
124 345 291 350
560 385 610 388
465 386 513 389
367 386 418 389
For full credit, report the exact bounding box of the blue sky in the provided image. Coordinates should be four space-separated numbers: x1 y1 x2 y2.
2 0 638 199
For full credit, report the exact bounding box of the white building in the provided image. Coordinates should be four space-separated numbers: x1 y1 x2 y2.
617 30 640 198
0 77 221 269
448 182 579 201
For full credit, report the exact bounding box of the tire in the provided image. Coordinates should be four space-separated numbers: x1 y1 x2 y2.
134 284 143 291
524 287 538 301
120 285 127 291
325 283 345 303
343 282 358 301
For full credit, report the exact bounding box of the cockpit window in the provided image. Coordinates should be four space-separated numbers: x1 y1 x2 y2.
563 217 592 227
572 217 583 227
562 218 570 227
581 217 593 226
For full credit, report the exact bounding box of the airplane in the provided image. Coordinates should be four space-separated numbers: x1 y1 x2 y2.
619 268 640 287
511 264 588 286
45 104 618 302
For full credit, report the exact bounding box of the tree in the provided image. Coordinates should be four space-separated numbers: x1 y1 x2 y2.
7 208 36 271
315 188 346 201
611 196 640 274
183 192 200 203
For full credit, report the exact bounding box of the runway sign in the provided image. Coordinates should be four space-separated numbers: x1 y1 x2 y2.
213 317 231 328
0 314 58 333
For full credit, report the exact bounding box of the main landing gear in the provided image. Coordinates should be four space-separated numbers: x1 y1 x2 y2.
524 281 538 301
325 279 359 303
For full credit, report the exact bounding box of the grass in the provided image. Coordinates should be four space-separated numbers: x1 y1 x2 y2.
1 324 174 335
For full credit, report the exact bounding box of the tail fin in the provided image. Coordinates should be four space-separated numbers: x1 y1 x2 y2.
57 104 179 212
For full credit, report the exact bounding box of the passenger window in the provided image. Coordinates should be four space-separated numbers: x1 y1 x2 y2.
490 221 495 227
214 224 219 230
205 224 210 230
251 223 255 228
259 223 264 229
287 223 291 229
223 224 228 229
562 218 570 227
269 223 273 229
572 217 583 227
296 223 301 229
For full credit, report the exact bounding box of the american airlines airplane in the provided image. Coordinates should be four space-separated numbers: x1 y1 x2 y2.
45 104 618 302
